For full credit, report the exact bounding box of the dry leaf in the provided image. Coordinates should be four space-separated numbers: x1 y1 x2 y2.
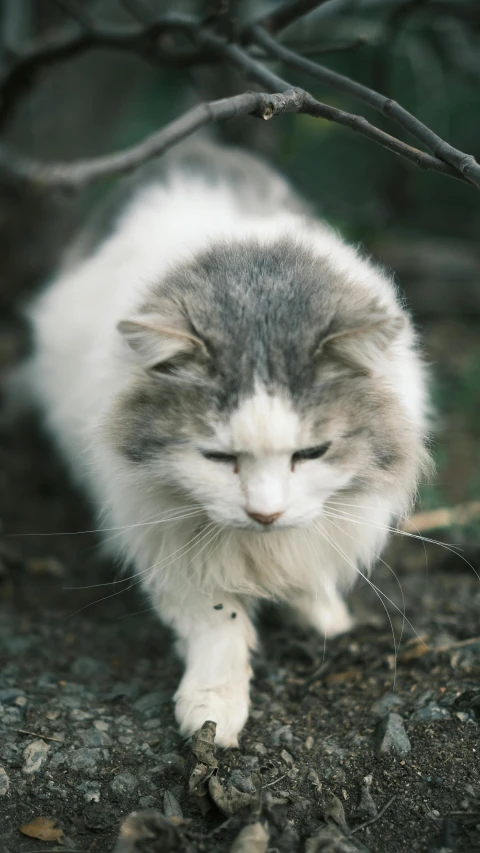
20 816 64 841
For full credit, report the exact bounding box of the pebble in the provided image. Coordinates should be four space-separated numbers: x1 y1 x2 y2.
22 739 50 774
79 727 112 747
49 751 67 770
71 656 110 679
110 771 138 797
69 747 105 776
133 690 170 718
163 789 183 818
371 693 404 719
0 765 9 795
0 688 25 703
357 774 377 819
230 769 257 793
138 795 157 808
410 704 450 723
281 749 294 766
271 725 293 746
376 712 412 757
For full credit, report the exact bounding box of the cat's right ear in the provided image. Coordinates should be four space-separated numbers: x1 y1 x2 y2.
117 314 207 376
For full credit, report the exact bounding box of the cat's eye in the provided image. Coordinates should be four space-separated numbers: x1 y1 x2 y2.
201 451 238 465
292 442 331 466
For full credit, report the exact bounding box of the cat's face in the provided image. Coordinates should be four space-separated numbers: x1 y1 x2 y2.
156 386 353 530
111 239 422 528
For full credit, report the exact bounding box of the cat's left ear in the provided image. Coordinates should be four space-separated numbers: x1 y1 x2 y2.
318 312 405 373
118 313 207 375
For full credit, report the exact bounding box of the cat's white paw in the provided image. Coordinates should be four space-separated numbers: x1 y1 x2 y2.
292 592 354 638
312 596 354 638
174 682 250 747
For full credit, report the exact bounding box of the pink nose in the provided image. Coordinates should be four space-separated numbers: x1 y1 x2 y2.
247 511 282 526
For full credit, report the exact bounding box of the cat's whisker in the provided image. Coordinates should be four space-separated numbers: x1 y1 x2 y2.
323 514 411 652
323 503 479 581
63 522 216 594
313 520 401 685
7 505 205 539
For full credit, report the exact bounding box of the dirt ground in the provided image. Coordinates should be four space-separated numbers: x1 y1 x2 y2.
0 311 479 852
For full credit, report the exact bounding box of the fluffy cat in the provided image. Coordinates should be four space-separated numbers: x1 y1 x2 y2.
21 141 428 746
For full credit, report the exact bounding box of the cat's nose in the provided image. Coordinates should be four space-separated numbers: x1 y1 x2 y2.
247 510 283 526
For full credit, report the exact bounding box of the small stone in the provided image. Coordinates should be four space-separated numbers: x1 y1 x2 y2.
230 769 257 793
357 774 377 819
84 801 117 831
94 719 110 732
71 656 109 679
308 769 321 790
138 795 157 808
254 742 267 755
79 727 112 747
110 772 138 797
150 752 184 774
271 725 293 746
22 740 50 774
376 713 411 757
163 789 183 818
49 751 67 770
0 766 9 795
0 688 25 703
281 749 294 766
69 747 104 776
305 736 314 750
410 704 450 723
371 693 404 719
133 691 170 718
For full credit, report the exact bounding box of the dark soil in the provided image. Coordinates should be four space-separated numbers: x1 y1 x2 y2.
1 324 479 853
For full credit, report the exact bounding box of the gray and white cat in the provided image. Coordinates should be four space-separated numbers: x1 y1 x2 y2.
22 141 428 746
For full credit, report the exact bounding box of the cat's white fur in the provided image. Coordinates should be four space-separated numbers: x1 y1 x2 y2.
23 165 427 746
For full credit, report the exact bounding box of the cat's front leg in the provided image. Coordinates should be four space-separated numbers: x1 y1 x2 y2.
159 587 257 747
290 588 354 639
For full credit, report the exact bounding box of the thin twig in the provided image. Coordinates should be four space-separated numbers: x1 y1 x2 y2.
259 0 332 34
197 28 466 184
250 24 480 189
15 728 64 742
263 773 288 788
349 795 396 835
51 0 94 31
0 14 201 130
0 90 303 191
404 501 480 532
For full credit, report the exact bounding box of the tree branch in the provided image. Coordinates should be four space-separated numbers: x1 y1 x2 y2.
0 14 202 131
0 90 305 191
250 23 480 189
0 0 477 192
258 0 333 34
194 27 466 183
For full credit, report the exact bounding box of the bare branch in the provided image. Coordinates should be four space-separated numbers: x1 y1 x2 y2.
0 0 477 193
250 24 480 189
0 14 203 131
258 0 333 34
0 90 304 191
195 28 466 183
50 0 95 31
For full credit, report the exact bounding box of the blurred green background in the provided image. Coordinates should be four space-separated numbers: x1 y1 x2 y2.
1 0 479 523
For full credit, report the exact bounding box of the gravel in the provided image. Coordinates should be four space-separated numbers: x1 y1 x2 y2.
375 712 412 757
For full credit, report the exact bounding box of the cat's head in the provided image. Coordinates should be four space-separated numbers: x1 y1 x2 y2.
110 238 427 530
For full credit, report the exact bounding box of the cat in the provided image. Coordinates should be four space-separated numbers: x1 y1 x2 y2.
20 140 429 746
